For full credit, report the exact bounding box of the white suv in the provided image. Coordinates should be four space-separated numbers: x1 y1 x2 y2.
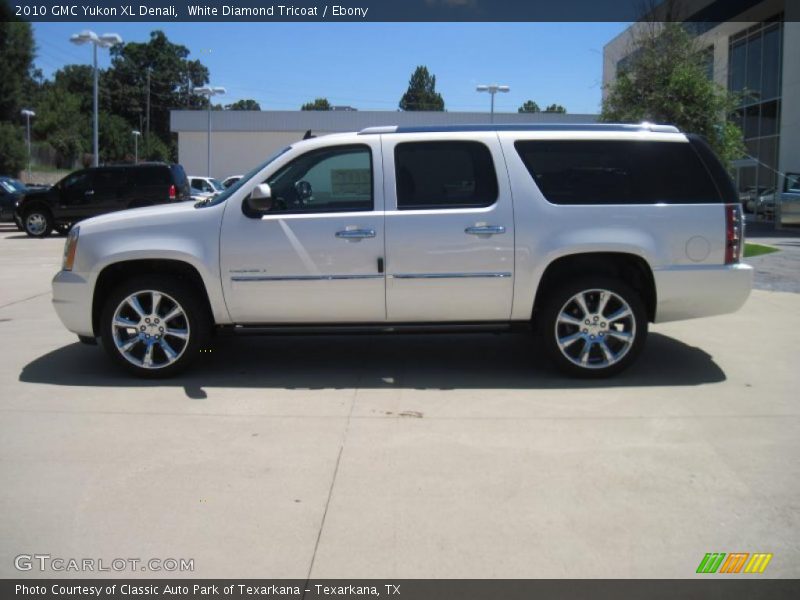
52 124 752 378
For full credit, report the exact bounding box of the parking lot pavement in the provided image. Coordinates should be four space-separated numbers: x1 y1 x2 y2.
745 220 800 293
0 225 798 578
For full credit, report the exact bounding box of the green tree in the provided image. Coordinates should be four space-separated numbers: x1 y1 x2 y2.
518 100 541 113
139 134 171 162
301 98 332 111
544 104 567 113
105 30 210 153
601 22 743 167
0 20 35 121
399 66 444 111
99 113 135 163
226 99 261 111
0 122 27 175
32 82 88 168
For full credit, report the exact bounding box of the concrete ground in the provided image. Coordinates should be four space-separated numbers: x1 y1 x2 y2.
0 223 798 579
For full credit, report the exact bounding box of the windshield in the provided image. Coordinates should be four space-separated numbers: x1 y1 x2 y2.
209 178 225 191
200 146 292 207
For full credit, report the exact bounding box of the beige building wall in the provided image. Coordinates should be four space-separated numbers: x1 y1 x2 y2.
178 131 307 179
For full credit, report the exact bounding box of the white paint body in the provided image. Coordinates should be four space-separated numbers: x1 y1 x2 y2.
52 128 752 338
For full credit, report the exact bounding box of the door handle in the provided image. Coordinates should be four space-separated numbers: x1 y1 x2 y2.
465 225 506 235
335 228 376 240
84 190 94 196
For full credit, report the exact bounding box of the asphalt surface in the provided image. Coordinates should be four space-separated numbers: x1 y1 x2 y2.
0 223 798 579
745 220 800 294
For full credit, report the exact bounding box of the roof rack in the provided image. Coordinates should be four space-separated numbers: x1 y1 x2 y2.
358 123 680 135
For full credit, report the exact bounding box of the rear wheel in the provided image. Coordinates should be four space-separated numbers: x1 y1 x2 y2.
539 277 647 378
100 276 211 378
23 207 53 238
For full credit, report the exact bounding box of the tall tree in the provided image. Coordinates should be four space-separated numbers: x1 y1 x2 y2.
301 98 332 111
544 104 567 113
399 66 444 111
518 100 541 113
0 20 35 121
602 22 743 167
32 81 88 167
226 99 261 111
105 30 210 154
0 122 27 175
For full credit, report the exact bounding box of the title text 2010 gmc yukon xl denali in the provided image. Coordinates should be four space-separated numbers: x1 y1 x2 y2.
51 124 752 378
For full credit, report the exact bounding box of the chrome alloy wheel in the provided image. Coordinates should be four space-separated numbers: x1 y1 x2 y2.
554 288 636 370
111 290 191 369
26 213 47 235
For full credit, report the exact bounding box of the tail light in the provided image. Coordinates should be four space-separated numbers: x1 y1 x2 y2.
725 203 743 264
168 184 177 201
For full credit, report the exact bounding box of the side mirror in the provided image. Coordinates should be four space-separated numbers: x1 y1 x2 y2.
244 183 273 215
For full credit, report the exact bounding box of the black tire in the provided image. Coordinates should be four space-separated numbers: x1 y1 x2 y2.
538 276 647 378
22 206 53 238
99 275 211 378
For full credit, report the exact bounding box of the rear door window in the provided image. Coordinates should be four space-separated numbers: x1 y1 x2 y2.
394 141 498 209
514 140 723 204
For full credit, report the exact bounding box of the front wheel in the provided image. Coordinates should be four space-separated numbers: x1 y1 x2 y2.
538 277 647 378
23 207 53 238
100 276 211 378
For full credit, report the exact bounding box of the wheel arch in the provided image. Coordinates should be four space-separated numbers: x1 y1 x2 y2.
531 252 657 323
92 259 214 337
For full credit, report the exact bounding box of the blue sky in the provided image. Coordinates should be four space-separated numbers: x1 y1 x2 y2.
32 22 629 114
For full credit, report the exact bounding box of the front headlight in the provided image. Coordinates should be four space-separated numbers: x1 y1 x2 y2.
62 226 80 271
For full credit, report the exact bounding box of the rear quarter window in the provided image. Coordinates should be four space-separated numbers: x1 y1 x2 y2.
170 164 188 187
514 140 723 205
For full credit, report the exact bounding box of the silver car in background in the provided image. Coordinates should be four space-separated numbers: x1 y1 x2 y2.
780 173 800 226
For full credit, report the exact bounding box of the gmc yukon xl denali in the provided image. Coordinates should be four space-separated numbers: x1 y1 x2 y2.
52 124 752 378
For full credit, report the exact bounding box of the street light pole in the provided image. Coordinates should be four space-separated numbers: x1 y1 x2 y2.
476 84 510 123
132 130 141 164
192 86 226 177
70 30 122 167
21 109 35 182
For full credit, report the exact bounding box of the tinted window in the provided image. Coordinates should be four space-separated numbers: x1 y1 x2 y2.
395 141 498 209
170 164 189 189
514 140 722 205
265 144 372 213
61 171 91 191
133 166 170 186
93 169 124 191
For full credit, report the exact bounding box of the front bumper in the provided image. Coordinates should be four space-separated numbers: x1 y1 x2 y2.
653 263 753 323
52 270 95 338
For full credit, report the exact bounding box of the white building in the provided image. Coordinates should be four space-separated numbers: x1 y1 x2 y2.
170 109 598 180
604 0 799 215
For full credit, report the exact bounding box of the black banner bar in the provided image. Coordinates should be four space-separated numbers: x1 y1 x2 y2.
5 580 800 600
3 0 796 23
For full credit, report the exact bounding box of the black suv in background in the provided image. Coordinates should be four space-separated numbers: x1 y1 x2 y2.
15 163 191 237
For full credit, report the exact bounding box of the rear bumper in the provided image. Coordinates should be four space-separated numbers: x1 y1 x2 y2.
52 270 95 338
653 263 753 323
